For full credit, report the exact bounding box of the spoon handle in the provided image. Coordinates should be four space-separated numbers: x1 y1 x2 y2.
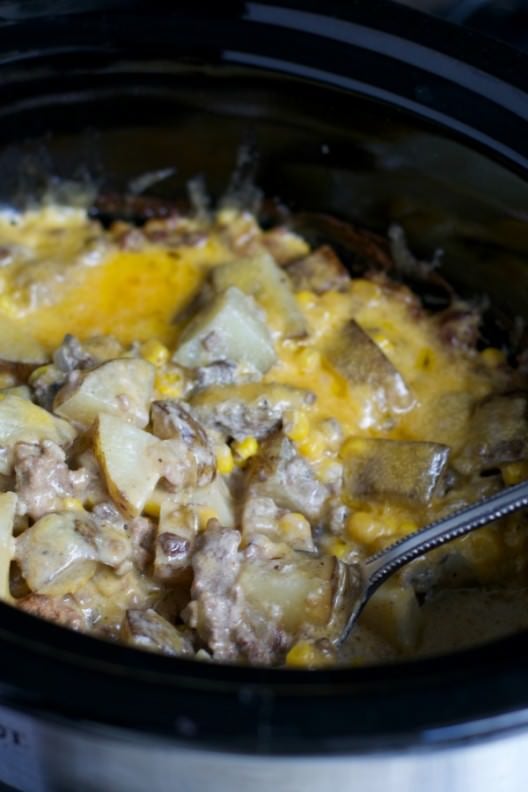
364 479 528 598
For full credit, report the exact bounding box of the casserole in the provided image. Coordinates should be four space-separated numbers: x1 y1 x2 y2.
0 1 526 790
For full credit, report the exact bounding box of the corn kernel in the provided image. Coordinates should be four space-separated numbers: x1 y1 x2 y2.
62 497 84 512
347 511 383 544
143 498 162 518
278 512 311 545
317 458 342 486
481 347 505 367
140 339 170 367
351 279 381 302
397 520 418 537
232 436 258 463
286 640 319 668
216 444 234 475
285 410 310 442
296 347 321 373
328 368 348 397
216 207 238 227
297 432 326 461
28 365 52 386
0 372 16 389
0 294 17 318
155 369 183 398
463 528 503 580
502 462 528 486
370 536 397 554
143 488 175 518
197 507 218 530
370 330 394 354
295 290 316 308
340 436 369 458
328 539 349 559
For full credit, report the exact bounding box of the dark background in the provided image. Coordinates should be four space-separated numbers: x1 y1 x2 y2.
398 0 528 50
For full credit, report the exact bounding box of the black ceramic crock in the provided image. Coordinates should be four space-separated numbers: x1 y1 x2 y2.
0 1 526 785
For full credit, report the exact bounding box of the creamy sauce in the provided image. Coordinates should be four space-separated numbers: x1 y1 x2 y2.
0 206 526 666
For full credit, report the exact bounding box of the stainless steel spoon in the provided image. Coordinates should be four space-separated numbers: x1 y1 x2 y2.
338 479 528 645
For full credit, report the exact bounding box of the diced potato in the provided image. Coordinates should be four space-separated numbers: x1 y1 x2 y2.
261 226 310 265
54 358 155 429
15 512 98 596
342 437 449 504
2 385 31 401
324 319 411 412
145 479 232 523
0 395 76 475
173 287 276 373
123 608 194 657
211 253 307 337
185 476 235 528
0 315 47 366
239 553 344 637
241 495 282 545
89 521 131 569
246 432 328 520
359 579 423 653
285 245 350 294
0 492 17 601
151 400 215 487
143 485 178 518
94 414 162 517
190 382 315 440
241 496 314 553
454 395 528 475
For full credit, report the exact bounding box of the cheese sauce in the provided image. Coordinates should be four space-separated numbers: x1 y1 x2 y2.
0 205 526 666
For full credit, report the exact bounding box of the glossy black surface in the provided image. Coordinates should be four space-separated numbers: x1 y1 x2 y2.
0 0 526 754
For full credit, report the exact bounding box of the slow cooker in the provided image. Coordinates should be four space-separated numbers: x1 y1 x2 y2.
0 1 526 790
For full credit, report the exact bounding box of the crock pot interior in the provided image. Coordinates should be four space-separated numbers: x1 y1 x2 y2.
1 69 527 321
0 0 527 754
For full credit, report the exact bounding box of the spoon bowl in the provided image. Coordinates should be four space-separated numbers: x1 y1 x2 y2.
337 479 528 645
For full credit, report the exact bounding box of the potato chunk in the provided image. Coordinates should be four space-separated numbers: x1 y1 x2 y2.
342 437 449 504
324 319 411 412
185 524 353 664
359 579 423 652
0 395 76 475
261 226 310 265
211 253 307 338
0 315 47 366
94 414 162 517
150 400 215 487
453 395 528 475
285 245 350 294
0 492 16 601
15 512 98 596
54 358 155 429
144 476 235 527
239 554 339 635
185 476 235 528
246 432 329 520
173 287 276 373
123 609 194 657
